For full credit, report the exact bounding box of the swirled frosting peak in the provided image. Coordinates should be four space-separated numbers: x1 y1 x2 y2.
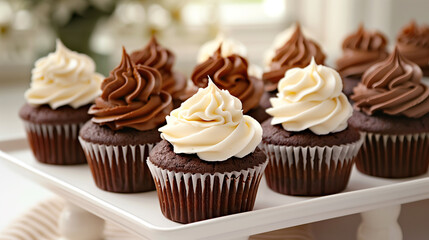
397 21 429 72
89 47 173 131
190 45 264 113
351 47 429 118
159 79 262 162
25 39 103 109
336 24 389 78
263 23 326 92
267 58 352 135
197 33 248 63
130 36 186 98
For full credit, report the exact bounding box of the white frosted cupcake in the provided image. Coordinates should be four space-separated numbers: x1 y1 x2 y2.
148 80 267 223
19 40 103 165
261 59 363 196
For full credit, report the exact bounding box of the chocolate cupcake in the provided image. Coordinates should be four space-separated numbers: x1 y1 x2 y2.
190 45 268 123
196 34 267 109
263 23 311 70
79 47 173 193
397 21 429 77
148 80 267 223
197 33 248 64
262 23 326 108
336 25 389 96
130 36 186 108
262 59 362 196
19 40 103 165
350 47 429 178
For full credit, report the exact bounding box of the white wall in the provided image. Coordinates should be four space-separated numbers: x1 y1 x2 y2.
294 0 429 64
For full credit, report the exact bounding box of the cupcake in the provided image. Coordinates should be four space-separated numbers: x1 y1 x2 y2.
197 33 248 64
19 40 103 165
197 34 262 78
148 80 267 223
350 47 429 178
396 21 429 77
261 58 362 196
262 23 326 108
263 23 316 70
336 24 389 96
79 47 173 193
130 36 186 108
190 45 269 123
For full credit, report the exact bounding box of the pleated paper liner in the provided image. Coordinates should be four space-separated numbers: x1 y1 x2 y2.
261 138 363 196
23 121 86 165
356 132 429 178
79 138 156 193
147 159 268 224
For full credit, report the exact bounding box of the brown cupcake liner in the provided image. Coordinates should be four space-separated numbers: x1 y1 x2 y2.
79 138 156 193
23 121 86 165
261 139 363 196
147 159 268 224
356 132 429 178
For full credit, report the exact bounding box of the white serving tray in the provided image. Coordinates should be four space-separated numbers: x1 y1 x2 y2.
1 137 429 240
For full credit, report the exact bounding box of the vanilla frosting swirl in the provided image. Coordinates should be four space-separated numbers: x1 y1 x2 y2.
336 25 389 78
351 48 429 118
263 24 326 92
89 47 173 131
267 59 352 135
159 80 262 162
25 40 103 109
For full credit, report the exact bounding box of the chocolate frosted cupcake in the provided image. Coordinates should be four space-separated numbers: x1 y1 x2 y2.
350 47 429 178
262 23 326 107
130 36 186 108
397 21 429 77
262 59 362 196
336 25 389 96
197 34 247 64
19 40 103 165
197 34 263 78
148 80 267 223
190 45 268 123
79 47 173 193
263 23 314 70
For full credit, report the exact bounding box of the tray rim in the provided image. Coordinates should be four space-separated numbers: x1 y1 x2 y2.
2 137 429 240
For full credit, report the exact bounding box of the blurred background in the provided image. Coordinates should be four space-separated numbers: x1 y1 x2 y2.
0 0 428 81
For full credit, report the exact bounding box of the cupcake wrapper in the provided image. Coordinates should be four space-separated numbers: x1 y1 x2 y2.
79 138 156 193
356 132 429 178
261 139 363 196
23 121 86 165
147 159 268 223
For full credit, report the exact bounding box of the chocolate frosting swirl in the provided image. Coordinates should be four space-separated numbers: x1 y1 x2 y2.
190 45 264 113
130 36 186 98
336 25 389 78
89 47 173 131
351 47 429 118
262 24 326 92
397 21 429 70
